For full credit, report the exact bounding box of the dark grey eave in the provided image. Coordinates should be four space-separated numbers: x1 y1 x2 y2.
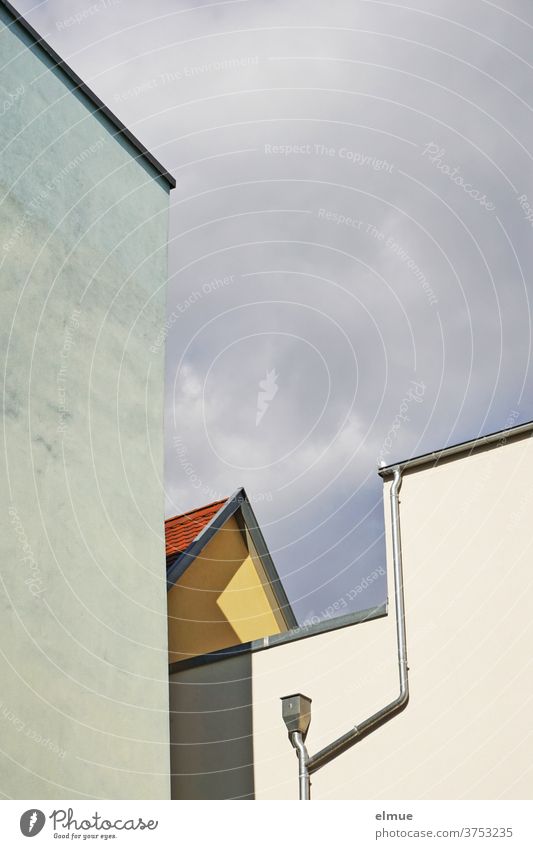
237 492 298 630
378 418 533 478
1 0 176 190
166 487 299 630
169 602 387 674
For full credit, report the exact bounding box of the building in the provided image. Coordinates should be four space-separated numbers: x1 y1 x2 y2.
2 0 531 804
166 488 297 664
170 420 533 799
169 603 385 800
166 489 300 799
1 1 174 798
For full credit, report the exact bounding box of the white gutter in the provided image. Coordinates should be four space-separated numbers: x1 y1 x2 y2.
378 420 533 478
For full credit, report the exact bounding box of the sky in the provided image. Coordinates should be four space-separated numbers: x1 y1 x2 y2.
11 0 533 624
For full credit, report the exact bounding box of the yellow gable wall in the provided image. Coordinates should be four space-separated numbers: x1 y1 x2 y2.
168 515 284 663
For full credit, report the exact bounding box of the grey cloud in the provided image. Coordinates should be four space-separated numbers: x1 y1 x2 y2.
15 0 533 621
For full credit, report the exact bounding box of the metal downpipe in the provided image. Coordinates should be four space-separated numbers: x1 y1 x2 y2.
290 732 310 800
295 466 409 793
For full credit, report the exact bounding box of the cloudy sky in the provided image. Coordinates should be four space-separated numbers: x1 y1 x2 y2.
12 0 533 623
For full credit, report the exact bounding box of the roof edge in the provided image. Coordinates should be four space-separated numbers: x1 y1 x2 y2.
378 418 533 478
165 486 298 629
169 602 387 673
166 488 243 589
237 493 298 630
1 0 176 189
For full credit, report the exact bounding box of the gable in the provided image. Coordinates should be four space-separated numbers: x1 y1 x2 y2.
167 513 287 663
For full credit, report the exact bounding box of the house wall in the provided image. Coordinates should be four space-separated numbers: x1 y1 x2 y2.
167 606 385 799
169 653 254 800
252 430 533 798
167 515 283 663
0 9 171 798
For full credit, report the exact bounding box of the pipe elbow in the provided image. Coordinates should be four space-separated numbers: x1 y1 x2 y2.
397 688 409 711
290 731 309 763
391 465 404 493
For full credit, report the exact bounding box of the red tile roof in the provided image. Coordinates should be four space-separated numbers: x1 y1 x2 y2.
165 498 228 560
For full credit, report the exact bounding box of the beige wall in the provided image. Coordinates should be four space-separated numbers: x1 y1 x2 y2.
252 430 533 798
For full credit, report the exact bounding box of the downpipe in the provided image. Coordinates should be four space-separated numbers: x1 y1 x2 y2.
289 731 311 800
291 466 409 797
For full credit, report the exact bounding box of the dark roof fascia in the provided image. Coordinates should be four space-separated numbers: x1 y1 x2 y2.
378 418 533 479
0 0 176 190
166 488 245 590
238 494 299 630
166 490 299 637
169 602 387 674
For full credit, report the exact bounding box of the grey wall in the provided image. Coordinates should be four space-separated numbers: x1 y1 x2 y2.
169 653 254 800
0 7 171 798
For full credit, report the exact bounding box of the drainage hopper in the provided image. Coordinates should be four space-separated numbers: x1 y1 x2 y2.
281 693 312 741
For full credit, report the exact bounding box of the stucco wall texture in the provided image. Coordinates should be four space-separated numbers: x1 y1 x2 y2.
0 9 172 798
251 430 533 798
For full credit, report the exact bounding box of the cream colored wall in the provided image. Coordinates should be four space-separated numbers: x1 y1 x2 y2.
168 515 283 663
252 431 533 798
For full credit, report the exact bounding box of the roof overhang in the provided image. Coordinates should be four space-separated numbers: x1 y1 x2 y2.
169 602 387 674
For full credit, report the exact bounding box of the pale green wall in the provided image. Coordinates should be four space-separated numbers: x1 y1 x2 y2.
0 8 171 798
